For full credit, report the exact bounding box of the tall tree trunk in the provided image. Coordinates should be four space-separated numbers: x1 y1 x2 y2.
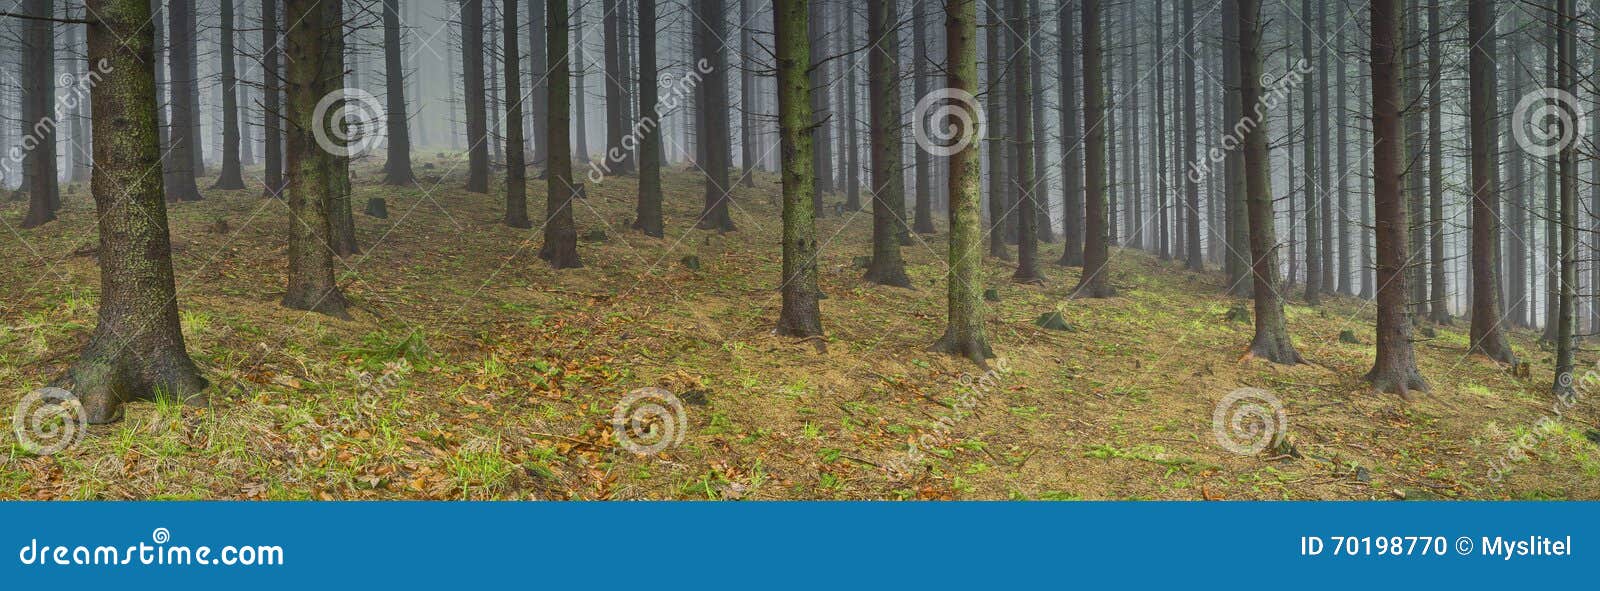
540 0 583 268
504 0 530 228
66 0 209 423
1008 0 1042 283
1073 0 1114 298
1299 0 1321 302
931 0 993 365
692 0 736 232
1057 0 1083 267
910 0 936 234
1467 0 1515 363
985 6 1010 261
1237 0 1302 363
1334 1 1351 296
262 0 285 198
1553 0 1577 396
1406 0 1428 324
1426 0 1447 323
18 0 58 228
328 0 358 257
1154 1 1169 260
1222 0 1249 295
1181 0 1200 269
214 0 246 189
162 0 203 202
602 0 634 175
844 8 861 212
863 0 910 286
1366 0 1427 397
1029 0 1052 244
530 0 549 175
1317 0 1332 292
381 0 415 188
738 0 756 186
808 0 834 200
634 0 664 236
282 0 351 319
463 0 491 192
774 0 823 337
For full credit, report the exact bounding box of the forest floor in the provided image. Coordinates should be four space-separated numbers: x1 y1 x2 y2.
2 154 1598 500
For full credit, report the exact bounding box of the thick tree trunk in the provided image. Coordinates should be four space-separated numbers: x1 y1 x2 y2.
214 0 247 189
381 0 415 187
540 0 583 268
1366 0 1427 397
1237 0 1302 364
282 0 351 319
1072 0 1113 298
985 7 1010 261
1466 0 1515 363
1222 0 1249 295
774 0 823 337
66 0 209 424
634 0 664 236
328 0 358 257
1427 0 1448 323
931 0 993 365
863 0 910 286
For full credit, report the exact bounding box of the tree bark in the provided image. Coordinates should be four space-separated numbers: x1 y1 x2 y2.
262 0 285 198
504 0 530 228
930 0 993 365
463 0 490 193
65 0 209 423
18 0 58 228
381 0 415 187
214 0 247 189
1008 0 1042 283
692 0 736 232
774 0 823 337
1072 0 1113 298
541 0 583 268
863 0 910 286
1466 0 1515 363
282 0 351 319
1057 0 1082 267
1366 0 1427 396
634 0 664 236
1237 0 1302 364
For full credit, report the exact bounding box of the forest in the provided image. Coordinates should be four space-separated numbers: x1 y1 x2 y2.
0 0 1597 500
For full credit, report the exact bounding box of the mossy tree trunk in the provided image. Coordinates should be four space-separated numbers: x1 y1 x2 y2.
774 0 823 338
931 0 993 366
66 0 210 423
281 0 351 319
1237 0 1303 364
